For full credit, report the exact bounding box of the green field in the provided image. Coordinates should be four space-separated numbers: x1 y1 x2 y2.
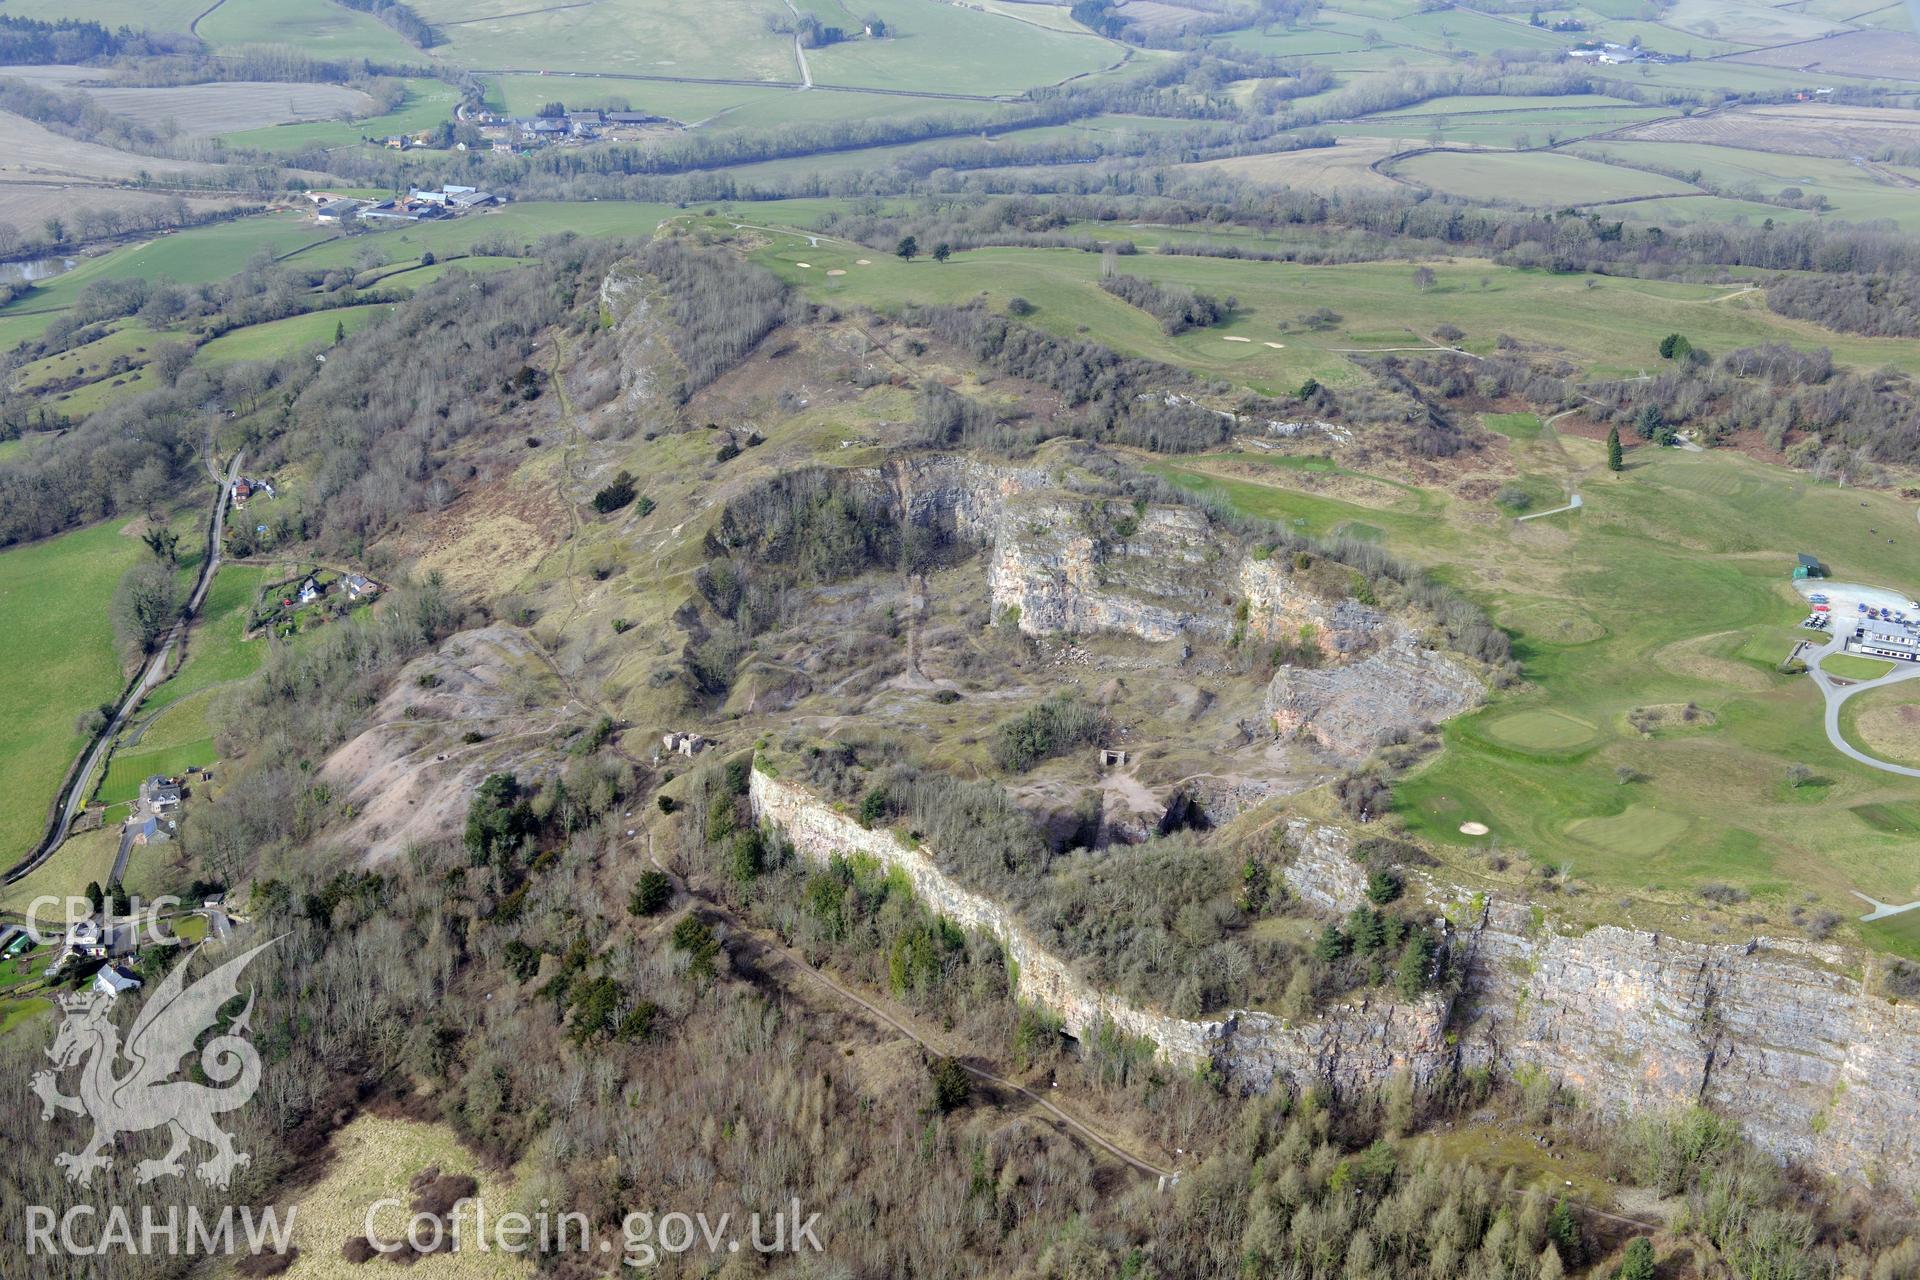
1486 708 1603 751
0 215 341 348
1388 149 1700 205
1839 681 1920 770
411 0 800 81
0 0 207 33
1577 141 1920 230
220 79 457 153
1822 654 1896 682
196 305 391 364
1604 193 1814 229
1660 0 1849 45
0 825 120 917
1483 412 1544 441
1335 105 1673 149
90 560 269 807
0 519 156 864
98 738 218 806
798 0 1121 95
133 563 268 718
195 0 424 61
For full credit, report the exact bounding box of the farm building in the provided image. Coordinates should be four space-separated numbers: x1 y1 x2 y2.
360 197 447 223
406 185 502 211
1793 554 1825 580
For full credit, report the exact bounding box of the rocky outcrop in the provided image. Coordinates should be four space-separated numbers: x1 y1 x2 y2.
753 770 1920 1188
1264 631 1482 761
723 452 1481 759
599 265 680 415
987 501 1228 643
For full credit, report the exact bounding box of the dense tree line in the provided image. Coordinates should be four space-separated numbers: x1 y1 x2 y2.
904 301 1236 453
0 191 246 260
1100 271 1234 334
266 247 604 556
333 0 439 48
104 47 434 86
0 368 236 546
819 183 1920 290
1768 272 1920 337
1397 336 1920 482
0 15 178 63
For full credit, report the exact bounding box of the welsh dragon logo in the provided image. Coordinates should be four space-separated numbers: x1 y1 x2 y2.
32 940 275 1190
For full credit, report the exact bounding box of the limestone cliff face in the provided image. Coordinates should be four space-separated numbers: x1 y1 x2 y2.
751 770 1455 1092
987 500 1227 643
1456 906 1920 1187
753 770 1920 1188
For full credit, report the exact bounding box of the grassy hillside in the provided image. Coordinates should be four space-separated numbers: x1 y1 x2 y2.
745 229 1920 394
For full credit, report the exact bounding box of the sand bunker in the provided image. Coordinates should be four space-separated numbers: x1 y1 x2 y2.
826 268 846 276
1264 341 1286 349
795 262 811 268
1221 335 1251 342
855 258 872 265
1459 821 1490 836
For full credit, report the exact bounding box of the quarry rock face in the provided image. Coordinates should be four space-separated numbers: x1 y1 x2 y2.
752 771 1454 1105
1457 905 1920 1187
885 456 1486 751
752 771 1920 1188
1263 632 1483 761
986 500 1227 643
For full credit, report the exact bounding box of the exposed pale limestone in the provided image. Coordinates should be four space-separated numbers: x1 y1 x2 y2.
1454 901 1920 1187
599 266 678 413
755 769 1920 1188
1264 631 1482 761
